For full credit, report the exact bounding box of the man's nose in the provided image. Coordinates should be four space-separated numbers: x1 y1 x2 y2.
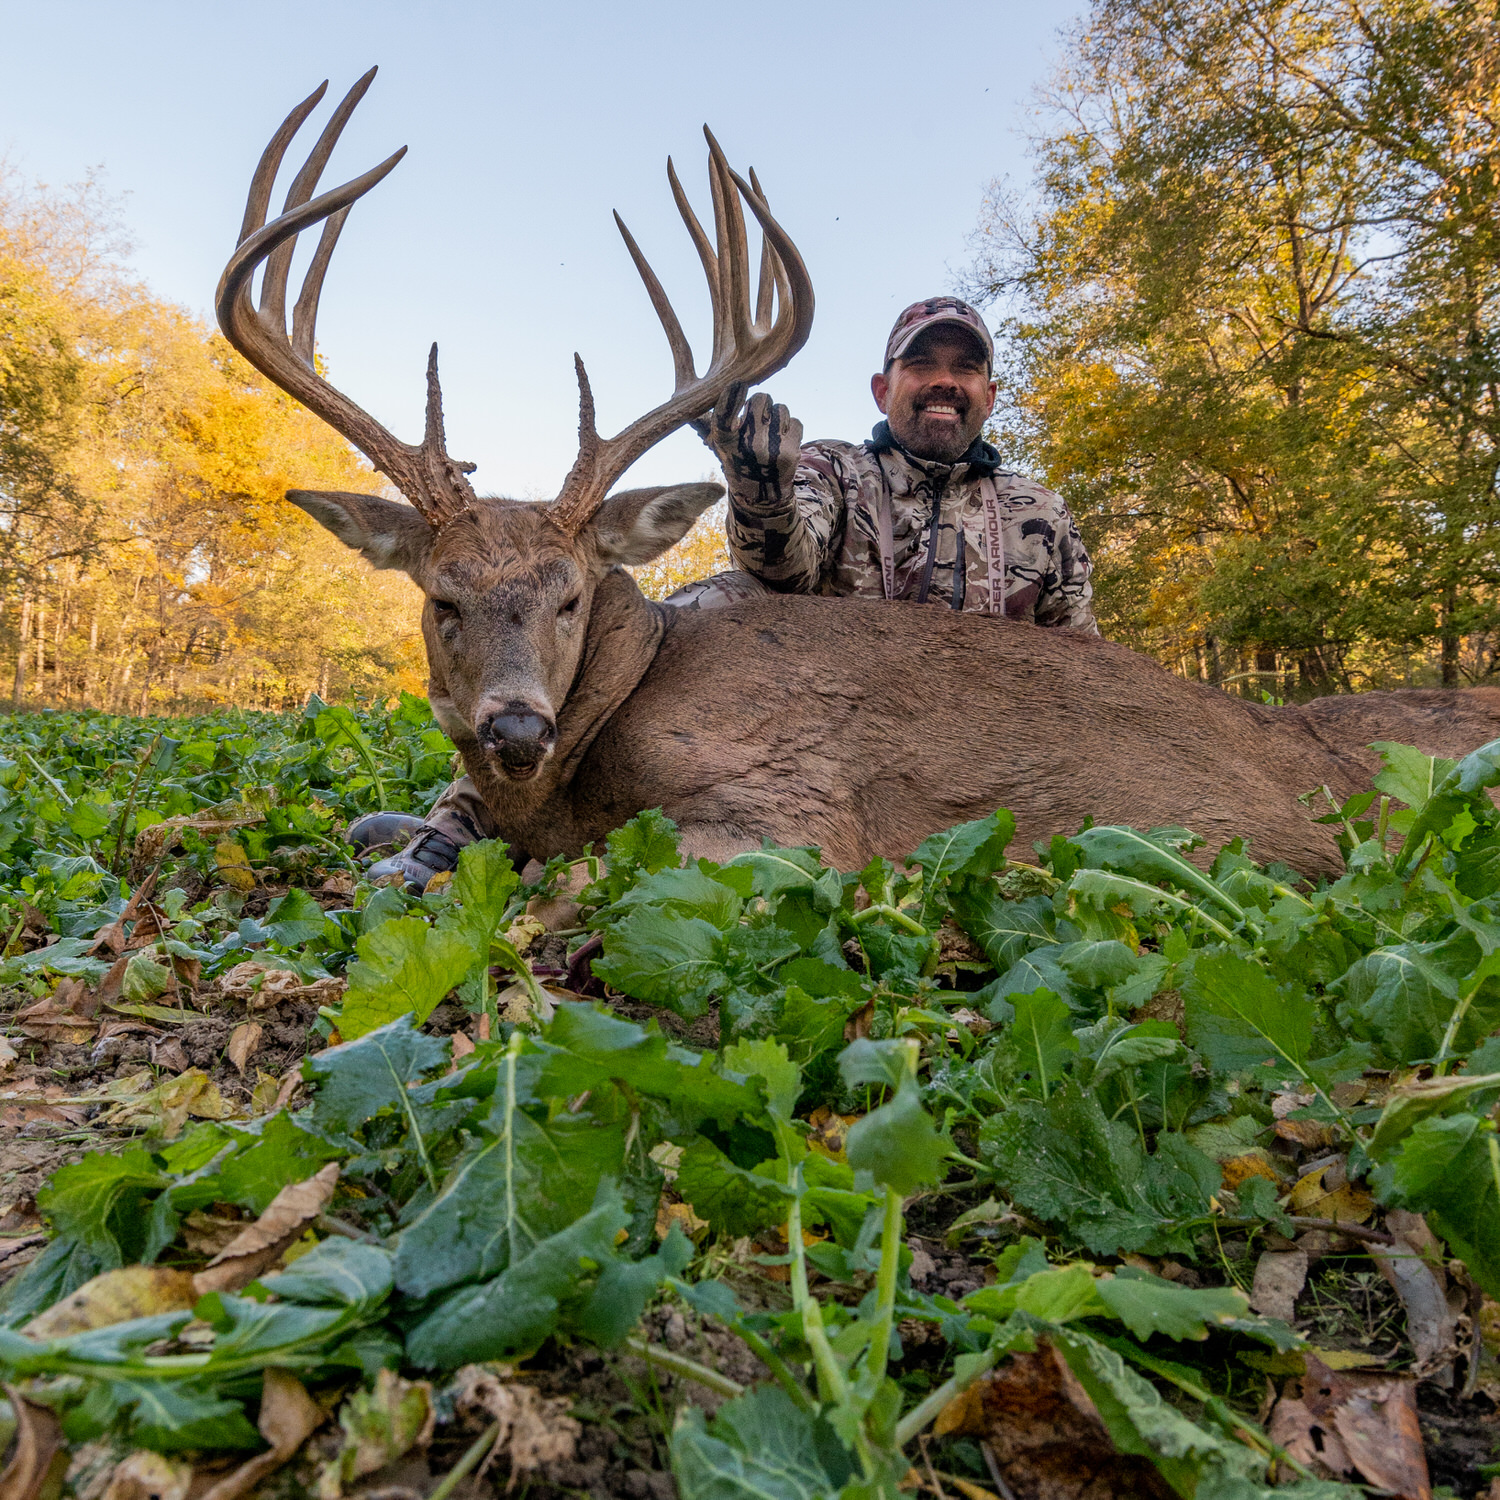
478 700 558 767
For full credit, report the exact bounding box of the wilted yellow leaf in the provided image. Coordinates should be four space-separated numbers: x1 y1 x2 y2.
23 1265 197 1339
215 841 256 892
1286 1164 1374 1223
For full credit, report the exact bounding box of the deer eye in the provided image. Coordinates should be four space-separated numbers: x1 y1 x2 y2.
432 599 460 621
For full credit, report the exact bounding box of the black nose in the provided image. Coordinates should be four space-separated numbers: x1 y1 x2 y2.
480 704 558 769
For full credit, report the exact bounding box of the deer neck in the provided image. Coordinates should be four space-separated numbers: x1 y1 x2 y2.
458 567 664 827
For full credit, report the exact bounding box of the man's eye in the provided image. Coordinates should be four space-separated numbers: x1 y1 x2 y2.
432 599 459 619
559 596 580 617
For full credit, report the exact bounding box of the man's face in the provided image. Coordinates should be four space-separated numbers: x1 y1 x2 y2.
871 327 997 463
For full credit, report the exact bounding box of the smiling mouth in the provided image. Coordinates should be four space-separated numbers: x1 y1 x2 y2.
919 403 963 421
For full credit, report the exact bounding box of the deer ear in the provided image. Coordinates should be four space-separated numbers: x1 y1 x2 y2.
288 490 435 576
588 483 724 566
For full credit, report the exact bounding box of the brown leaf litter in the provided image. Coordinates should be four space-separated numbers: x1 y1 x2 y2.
1267 1352 1430 1498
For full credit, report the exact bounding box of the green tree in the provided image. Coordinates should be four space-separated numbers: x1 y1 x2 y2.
972 0 1500 691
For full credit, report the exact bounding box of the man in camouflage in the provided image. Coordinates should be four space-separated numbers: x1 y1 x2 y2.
358 297 1096 887
673 296 1096 629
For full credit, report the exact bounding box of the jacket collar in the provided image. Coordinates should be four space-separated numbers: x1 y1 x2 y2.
868 420 1001 478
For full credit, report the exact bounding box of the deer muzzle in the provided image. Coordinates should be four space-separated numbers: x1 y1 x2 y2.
478 702 558 780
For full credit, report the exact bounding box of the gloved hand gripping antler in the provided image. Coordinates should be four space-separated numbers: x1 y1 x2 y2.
695 382 804 509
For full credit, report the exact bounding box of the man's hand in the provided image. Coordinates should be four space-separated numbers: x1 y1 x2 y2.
694 384 803 502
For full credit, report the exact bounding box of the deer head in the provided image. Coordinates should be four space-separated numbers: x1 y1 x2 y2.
216 70 812 780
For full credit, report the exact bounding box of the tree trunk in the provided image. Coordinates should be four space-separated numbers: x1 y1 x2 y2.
12 595 30 705
1441 584 1460 686
1205 634 1222 687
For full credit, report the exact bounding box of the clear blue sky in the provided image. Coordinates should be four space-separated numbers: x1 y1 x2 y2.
0 0 1077 498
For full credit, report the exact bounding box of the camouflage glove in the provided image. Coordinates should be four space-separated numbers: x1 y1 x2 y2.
695 384 803 509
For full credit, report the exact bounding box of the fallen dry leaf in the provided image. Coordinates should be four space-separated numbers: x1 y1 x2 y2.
1249 1250 1308 1322
655 1197 709 1241
218 961 342 1010
214 841 257 893
504 914 547 956
14 981 97 1045
1220 1151 1284 1191
198 1369 325 1500
843 998 874 1042
1286 1163 1374 1224
1370 1213 1457 1383
102 1068 230 1139
100 1449 193 1500
934 1339 1177 1499
0 1386 64 1500
450 1364 580 1475
23 1265 197 1339
149 1038 189 1074
182 1209 248 1258
85 873 160 958
227 1022 263 1075
1274 1116 1336 1150
449 1031 476 1069
1267 1354 1429 1498
192 1162 339 1294
806 1105 861 1163
248 1071 281 1115
0 1037 15 1078
316 1368 434 1499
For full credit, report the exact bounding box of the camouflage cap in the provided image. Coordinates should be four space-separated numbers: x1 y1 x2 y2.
884 297 994 370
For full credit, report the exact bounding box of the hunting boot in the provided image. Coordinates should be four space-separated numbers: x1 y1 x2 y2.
346 811 463 893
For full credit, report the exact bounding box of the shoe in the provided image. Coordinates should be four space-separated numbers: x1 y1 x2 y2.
346 811 427 852
367 826 465 893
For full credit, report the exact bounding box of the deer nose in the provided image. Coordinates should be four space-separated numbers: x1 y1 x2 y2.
479 702 558 774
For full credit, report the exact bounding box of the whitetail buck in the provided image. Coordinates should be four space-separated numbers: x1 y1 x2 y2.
217 72 1500 877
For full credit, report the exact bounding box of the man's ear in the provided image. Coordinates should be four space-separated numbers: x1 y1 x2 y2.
589 483 724 566
288 490 435 576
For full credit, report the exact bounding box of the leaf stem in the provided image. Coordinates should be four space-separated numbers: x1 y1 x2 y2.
622 1336 745 1398
893 1344 1000 1448
850 904 928 937
427 1421 501 1500
864 1186 903 1391
1434 973 1486 1076
787 1170 849 1406
111 731 162 873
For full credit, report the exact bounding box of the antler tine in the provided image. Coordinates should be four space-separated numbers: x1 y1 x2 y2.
704 129 756 365
724 161 816 367
262 67 378 337
613 210 696 391
549 132 815 535
216 72 478 528
238 81 328 247
667 158 720 312
289 205 350 366
749 168 776 332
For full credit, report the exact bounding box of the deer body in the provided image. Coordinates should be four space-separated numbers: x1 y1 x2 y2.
220 77 1500 884
421 560 1500 876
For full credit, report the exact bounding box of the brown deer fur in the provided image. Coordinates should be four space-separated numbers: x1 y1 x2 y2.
291 486 1500 878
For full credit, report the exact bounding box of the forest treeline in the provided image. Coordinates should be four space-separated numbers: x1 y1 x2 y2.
0 169 430 714
976 0 1500 694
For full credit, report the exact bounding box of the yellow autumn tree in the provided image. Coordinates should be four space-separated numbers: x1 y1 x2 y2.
2 169 426 712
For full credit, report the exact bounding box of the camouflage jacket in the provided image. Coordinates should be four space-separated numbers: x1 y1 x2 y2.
724 422 1097 631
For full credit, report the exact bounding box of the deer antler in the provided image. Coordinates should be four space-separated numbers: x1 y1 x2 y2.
548 127 814 535
215 69 477 528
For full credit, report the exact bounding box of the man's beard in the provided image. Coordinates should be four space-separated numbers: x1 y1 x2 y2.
893 398 982 463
